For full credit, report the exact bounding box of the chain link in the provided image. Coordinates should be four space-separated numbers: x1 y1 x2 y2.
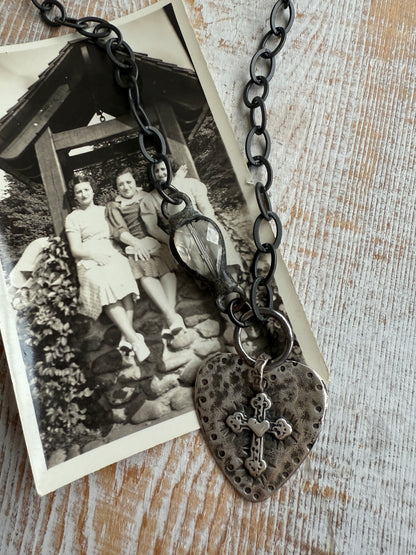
242 0 294 324
30 0 294 332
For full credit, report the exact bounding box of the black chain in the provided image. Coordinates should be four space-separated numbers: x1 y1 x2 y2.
30 0 293 329
237 0 294 323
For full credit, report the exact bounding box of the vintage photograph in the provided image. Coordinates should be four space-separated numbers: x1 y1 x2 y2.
0 0 324 495
0 0 259 491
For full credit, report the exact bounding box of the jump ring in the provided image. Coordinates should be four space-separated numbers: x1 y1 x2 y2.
159 187 184 208
227 298 252 328
233 308 294 366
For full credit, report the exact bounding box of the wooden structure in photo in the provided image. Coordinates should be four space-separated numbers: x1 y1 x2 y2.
0 39 207 233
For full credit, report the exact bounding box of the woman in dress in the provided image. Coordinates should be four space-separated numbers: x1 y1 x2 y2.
65 175 149 362
141 159 242 276
106 166 185 337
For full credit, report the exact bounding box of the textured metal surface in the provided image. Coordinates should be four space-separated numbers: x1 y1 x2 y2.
195 352 327 502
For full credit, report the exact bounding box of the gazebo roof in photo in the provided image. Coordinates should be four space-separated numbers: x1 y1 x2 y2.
0 38 208 232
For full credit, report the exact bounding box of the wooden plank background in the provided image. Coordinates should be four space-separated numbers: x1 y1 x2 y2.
0 0 415 553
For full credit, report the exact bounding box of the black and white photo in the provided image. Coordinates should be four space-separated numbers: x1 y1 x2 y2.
0 0 326 494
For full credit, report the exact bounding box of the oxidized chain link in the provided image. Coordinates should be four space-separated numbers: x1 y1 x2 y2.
237 0 294 324
30 0 293 335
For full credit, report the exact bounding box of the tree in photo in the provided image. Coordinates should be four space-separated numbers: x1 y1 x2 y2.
0 173 54 273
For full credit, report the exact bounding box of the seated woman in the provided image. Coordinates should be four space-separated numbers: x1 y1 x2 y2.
141 159 242 271
106 166 185 337
65 175 149 363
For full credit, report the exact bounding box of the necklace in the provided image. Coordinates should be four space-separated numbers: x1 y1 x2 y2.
30 0 327 502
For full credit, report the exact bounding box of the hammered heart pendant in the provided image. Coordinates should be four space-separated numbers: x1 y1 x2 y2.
194 353 327 502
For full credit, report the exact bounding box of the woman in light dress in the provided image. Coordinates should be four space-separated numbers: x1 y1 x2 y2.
65 175 149 363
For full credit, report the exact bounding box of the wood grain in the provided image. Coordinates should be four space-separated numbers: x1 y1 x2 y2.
1 0 415 553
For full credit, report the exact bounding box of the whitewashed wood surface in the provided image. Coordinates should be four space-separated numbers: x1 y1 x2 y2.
1 0 415 553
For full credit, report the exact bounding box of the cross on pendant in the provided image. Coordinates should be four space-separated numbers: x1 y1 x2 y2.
226 392 293 477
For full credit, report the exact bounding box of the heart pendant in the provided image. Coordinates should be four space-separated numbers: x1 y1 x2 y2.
194 352 327 502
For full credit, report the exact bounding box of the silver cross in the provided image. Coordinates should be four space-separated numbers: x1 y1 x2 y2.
226 392 293 477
